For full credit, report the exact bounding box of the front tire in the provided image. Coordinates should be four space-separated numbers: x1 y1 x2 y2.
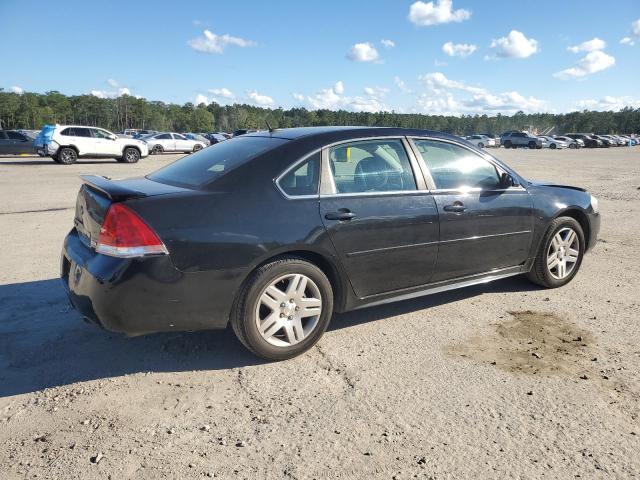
504 140 512 149
550 143 557 149
151 144 163 155
478 142 484 149
231 257 334 360
193 144 203 152
120 147 140 163
526 217 585 288
57 147 77 164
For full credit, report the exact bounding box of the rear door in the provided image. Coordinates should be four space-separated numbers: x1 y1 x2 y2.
6 131 33 154
173 133 191 152
319 137 439 298
410 137 533 281
0 131 9 154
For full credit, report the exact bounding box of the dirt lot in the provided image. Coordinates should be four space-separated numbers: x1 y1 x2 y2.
1 147 639 479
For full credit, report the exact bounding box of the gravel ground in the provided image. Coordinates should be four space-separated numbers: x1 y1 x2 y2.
0 147 639 479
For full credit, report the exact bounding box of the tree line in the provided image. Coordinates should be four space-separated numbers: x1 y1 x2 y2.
1 89 638 135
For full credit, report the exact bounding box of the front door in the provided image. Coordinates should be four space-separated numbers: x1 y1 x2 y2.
410 138 533 282
319 138 439 298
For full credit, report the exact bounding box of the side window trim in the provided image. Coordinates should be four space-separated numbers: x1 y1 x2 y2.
319 136 427 197
407 136 525 193
274 148 322 200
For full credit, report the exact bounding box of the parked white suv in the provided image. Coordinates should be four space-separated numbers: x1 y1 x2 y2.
141 132 207 154
36 125 149 164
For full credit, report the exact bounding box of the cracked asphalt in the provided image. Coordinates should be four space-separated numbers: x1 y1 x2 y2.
1 147 639 479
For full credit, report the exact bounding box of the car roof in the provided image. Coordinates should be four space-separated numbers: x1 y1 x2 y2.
242 126 463 143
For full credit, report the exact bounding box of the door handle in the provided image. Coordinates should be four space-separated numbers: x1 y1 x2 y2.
325 209 356 221
443 202 467 213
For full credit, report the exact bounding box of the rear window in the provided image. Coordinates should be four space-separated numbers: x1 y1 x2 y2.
148 136 287 188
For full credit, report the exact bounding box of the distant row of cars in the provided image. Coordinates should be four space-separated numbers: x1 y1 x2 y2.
463 132 638 150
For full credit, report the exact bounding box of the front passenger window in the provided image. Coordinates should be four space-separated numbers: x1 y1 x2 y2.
328 139 416 194
413 139 501 190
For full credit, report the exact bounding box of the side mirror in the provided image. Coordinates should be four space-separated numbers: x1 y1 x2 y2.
499 172 517 188
109 134 117 140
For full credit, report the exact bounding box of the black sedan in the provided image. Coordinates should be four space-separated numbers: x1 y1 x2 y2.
61 127 600 360
0 130 37 155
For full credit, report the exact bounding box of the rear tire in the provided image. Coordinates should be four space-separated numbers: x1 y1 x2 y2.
151 144 163 155
550 143 557 149
526 217 585 288
120 147 140 163
57 147 77 165
504 140 512 149
231 256 334 361
478 142 484 149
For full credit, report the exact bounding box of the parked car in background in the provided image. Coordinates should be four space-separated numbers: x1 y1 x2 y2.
478 133 500 147
465 135 495 148
600 135 624 146
501 131 543 149
184 133 211 146
204 133 229 144
538 135 568 149
232 129 257 137
34 125 149 164
554 136 582 149
60 126 600 360
591 135 613 148
565 134 602 148
142 132 207 154
0 130 37 155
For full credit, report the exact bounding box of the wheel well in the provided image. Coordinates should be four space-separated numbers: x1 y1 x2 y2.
253 250 346 312
59 144 79 154
558 209 590 247
123 145 141 153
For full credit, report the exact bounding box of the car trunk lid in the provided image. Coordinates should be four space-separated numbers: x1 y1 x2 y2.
74 175 192 249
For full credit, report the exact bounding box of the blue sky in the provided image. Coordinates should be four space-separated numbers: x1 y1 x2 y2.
1 0 639 115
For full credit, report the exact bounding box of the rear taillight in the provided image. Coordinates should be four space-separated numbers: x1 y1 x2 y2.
96 203 168 258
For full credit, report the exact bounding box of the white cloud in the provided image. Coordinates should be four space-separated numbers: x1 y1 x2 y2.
442 41 476 57
490 30 539 58
408 0 471 26
568 38 606 53
416 72 545 115
195 94 209 105
292 93 305 102
620 37 635 46
346 42 380 62
208 87 235 99
90 87 134 99
9 86 24 94
576 96 640 111
420 72 486 95
633 18 640 36
434 59 448 66
554 50 615 80
305 82 387 112
188 29 256 54
394 76 412 94
247 90 274 107
107 78 119 88
381 39 395 48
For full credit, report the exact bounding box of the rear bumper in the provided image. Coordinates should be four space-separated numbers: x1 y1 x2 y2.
61 230 245 335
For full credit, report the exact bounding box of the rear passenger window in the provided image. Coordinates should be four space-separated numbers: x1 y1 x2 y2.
328 139 416 194
413 139 500 190
61 128 74 136
279 152 320 197
75 128 92 137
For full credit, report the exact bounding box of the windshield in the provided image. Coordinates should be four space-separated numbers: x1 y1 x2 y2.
148 136 288 188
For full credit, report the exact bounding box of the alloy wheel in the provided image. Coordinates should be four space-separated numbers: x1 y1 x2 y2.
255 273 322 347
547 227 580 280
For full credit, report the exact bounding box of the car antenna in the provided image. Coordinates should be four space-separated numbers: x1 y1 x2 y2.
266 120 275 133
